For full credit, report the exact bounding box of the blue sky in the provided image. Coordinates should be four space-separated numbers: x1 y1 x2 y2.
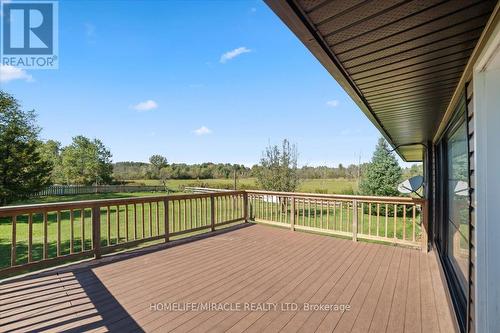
0 0 400 167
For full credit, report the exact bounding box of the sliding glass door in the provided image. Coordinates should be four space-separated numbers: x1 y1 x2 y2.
435 95 470 331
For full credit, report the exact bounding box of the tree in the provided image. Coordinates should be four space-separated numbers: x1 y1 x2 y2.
360 138 402 196
60 136 113 185
149 154 168 185
0 92 52 204
39 140 64 183
149 155 168 172
256 139 299 192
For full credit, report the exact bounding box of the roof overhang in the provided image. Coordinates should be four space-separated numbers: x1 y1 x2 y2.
266 0 498 161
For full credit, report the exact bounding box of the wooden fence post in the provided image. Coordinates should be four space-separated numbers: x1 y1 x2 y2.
92 206 101 259
210 195 215 232
243 193 249 223
352 199 358 242
164 199 170 242
290 197 295 231
421 201 428 253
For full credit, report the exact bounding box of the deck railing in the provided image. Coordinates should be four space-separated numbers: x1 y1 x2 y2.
0 190 427 277
0 191 247 276
246 190 428 251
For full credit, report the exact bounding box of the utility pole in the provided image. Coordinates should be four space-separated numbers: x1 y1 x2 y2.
357 152 361 187
233 167 237 190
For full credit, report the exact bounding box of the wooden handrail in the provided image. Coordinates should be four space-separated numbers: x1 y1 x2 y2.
0 191 245 217
245 190 425 204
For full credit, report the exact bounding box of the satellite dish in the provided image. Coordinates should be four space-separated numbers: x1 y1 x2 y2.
454 180 469 197
398 175 424 197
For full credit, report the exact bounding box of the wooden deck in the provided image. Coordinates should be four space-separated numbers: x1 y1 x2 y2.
0 223 456 333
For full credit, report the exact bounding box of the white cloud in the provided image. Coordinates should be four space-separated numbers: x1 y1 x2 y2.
326 100 339 107
220 47 251 63
0 65 33 83
193 126 212 136
84 23 96 37
132 100 158 111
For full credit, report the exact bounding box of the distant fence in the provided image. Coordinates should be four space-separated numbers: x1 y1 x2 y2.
35 185 169 197
184 187 234 193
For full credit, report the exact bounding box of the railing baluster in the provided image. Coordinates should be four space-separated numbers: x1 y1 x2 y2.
393 204 397 240
28 213 33 262
177 200 181 232
92 206 101 259
81 209 85 251
321 200 324 229
156 201 160 236
125 205 129 242
368 203 372 236
43 211 48 260
361 202 364 234
149 202 153 237
347 201 350 231
116 205 120 243
107 206 111 245
385 204 388 238
352 200 358 242
205 197 208 226
331 201 335 230
195 198 198 228
376 203 380 237
70 209 74 254
210 195 215 231
242 194 246 222
141 203 145 238
164 199 170 242
134 203 137 240
340 202 343 231
11 215 16 266
422 203 429 252
56 211 61 257
308 199 311 227
403 204 407 240
412 204 416 242
314 200 317 227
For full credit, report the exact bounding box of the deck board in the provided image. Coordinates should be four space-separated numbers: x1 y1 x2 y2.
0 224 457 332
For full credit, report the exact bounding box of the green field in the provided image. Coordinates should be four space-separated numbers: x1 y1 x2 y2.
129 178 358 194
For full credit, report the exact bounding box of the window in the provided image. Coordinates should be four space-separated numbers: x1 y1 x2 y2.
446 119 469 293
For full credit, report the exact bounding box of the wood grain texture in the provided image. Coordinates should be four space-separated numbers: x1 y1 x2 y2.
0 224 456 333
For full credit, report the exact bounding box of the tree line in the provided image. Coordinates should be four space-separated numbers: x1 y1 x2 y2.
0 91 421 204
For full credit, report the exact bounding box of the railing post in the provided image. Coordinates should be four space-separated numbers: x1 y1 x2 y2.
92 206 101 259
210 195 215 232
243 192 249 223
421 201 428 253
164 199 170 242
290 197 295 231
352 199 358 242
